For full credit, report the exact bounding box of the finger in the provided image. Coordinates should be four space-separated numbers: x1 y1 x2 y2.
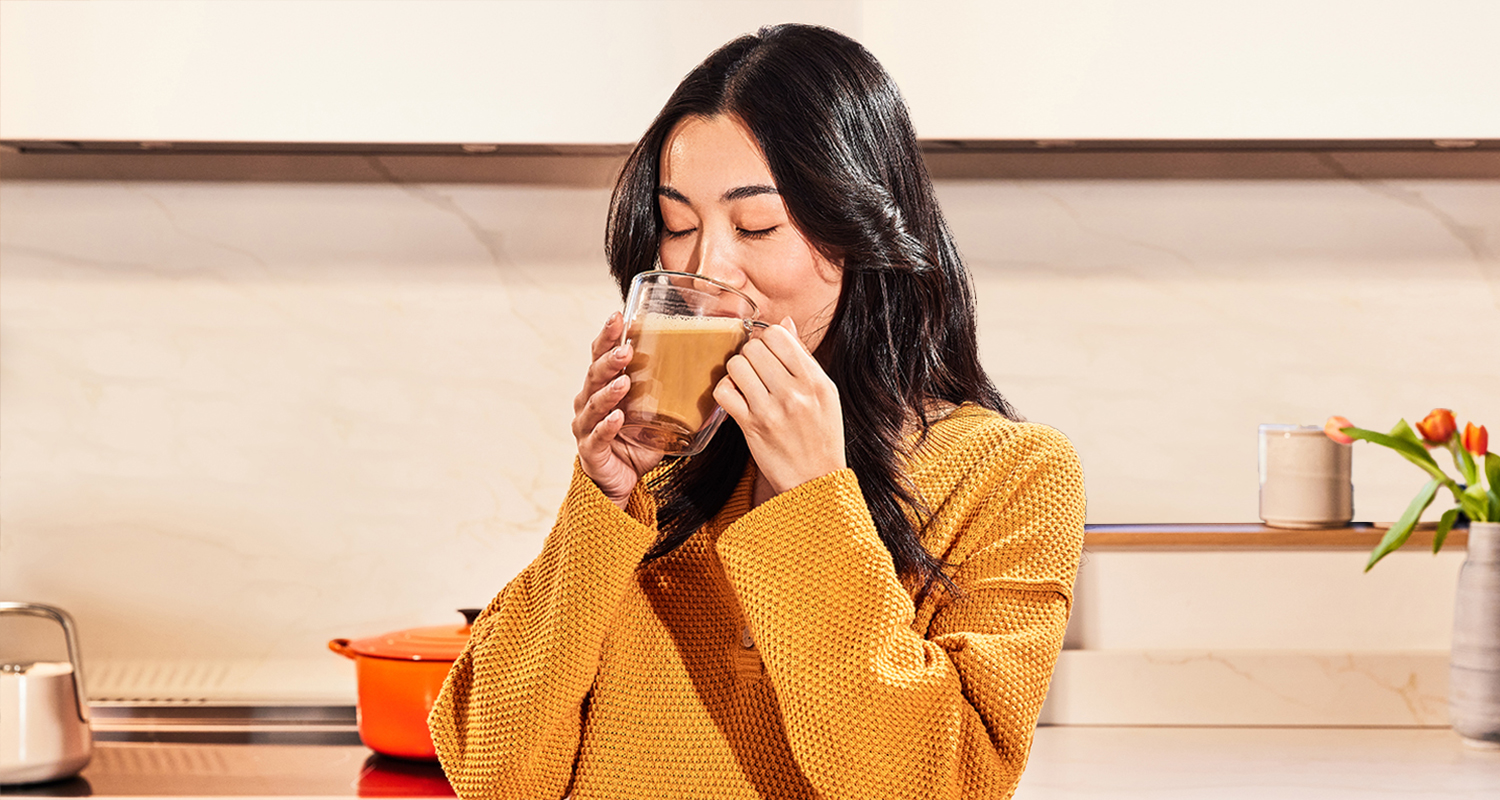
749 324 814 382
590 312 625 361
579 407 625 465
736 336 796 397
575 341 633 413
572 374 630 439
577 314 625 413
588 340 632 387
763 317 823 379
713 375 750 422
723 352 771 408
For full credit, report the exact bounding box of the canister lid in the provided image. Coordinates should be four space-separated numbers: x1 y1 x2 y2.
340 609 480 662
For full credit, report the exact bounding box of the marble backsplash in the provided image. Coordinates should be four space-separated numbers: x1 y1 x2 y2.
1 151 1497 704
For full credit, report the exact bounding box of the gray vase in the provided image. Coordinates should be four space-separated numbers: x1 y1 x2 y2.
1451 521 1500 747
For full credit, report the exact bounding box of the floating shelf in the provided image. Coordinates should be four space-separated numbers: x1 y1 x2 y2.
1082 523 1468 550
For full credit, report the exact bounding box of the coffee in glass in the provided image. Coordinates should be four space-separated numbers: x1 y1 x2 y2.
617 271 765 456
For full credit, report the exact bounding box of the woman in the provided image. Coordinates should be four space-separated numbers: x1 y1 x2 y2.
430 24 1085 799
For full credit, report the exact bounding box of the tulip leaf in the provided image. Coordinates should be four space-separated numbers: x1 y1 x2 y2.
1460 490 1488 522
1461 483 1492 524
1487 453 1499 494
1366 478 1441 571
1389 419 1426 447
1432 507 1461 553
1451 440 1480 486
1341 425 1452 486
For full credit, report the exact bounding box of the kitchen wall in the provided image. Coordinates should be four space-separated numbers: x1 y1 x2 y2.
2 150 1497 704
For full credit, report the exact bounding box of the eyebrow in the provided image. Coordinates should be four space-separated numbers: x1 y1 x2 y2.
656 184 780 204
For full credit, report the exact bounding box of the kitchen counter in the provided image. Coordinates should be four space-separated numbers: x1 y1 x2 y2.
1015 726 1499 799
9 727 1497 798
5 742 452 798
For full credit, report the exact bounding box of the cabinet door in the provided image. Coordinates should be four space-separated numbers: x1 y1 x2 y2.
3 0 1497 145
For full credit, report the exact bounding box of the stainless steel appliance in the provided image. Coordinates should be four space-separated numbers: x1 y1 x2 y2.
0 602 93 785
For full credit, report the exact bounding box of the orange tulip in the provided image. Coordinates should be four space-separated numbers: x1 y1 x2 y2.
1324 416 1355 445
1463 422 1489 456
1414 408 1457 444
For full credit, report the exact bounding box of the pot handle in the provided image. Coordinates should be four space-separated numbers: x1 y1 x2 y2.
328 638 357 660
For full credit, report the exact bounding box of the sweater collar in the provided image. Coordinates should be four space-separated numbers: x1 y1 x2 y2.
900 403 998 473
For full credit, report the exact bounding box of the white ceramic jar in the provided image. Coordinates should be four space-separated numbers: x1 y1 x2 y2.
1258 423 1353 528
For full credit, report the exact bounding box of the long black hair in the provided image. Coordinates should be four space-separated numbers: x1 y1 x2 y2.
606 24 1016 591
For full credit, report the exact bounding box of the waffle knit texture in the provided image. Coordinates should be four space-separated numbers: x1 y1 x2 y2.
430 405 1085 799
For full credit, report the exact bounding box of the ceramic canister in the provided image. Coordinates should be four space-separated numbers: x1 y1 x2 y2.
1259 424 1353 529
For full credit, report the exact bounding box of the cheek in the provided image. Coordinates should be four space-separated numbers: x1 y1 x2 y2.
759 242 841 309
657 238 688 270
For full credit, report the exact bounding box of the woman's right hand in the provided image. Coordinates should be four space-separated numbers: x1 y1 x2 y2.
572 312 663 508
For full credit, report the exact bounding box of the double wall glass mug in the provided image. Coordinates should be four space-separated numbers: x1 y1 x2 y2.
616 271 767 456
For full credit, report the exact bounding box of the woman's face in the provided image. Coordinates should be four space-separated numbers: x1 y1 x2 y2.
656 114 843 351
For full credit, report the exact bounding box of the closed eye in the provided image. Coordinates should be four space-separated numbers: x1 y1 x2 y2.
738 226 778 239
662 227 696 239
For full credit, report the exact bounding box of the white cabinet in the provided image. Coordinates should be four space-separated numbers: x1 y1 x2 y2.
3 0 1497 145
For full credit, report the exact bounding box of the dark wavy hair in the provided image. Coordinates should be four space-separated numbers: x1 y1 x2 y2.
606 23 1016 591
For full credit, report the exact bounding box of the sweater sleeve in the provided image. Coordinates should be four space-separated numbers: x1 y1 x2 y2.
714 423 1085 799
428 461 661 800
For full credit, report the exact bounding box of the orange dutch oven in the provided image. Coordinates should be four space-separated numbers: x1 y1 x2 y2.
330 609 480 761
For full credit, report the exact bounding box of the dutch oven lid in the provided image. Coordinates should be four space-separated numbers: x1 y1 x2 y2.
342 609 481 662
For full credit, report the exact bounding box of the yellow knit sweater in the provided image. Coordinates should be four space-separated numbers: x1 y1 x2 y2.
430 405 1085 799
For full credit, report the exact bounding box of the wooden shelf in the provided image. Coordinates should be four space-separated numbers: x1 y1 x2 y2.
1082 523 1469 550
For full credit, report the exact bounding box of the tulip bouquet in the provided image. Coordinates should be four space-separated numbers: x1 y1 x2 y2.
1324 409 1497 570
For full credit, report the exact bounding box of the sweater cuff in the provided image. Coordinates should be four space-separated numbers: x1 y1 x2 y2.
717 467 883 554
715 469 912 639
562 459 660 553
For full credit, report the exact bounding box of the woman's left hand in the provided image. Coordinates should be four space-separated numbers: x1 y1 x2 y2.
714 317 846 496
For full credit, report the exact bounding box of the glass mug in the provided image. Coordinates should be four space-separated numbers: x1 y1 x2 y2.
615 270 767 456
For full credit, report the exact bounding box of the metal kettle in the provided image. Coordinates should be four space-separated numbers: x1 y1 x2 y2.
0 602 93 785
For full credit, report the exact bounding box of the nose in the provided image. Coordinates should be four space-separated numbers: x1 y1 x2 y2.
687 226 742 289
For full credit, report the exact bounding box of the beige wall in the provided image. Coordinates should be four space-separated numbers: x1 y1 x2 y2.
2 152 1497 705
